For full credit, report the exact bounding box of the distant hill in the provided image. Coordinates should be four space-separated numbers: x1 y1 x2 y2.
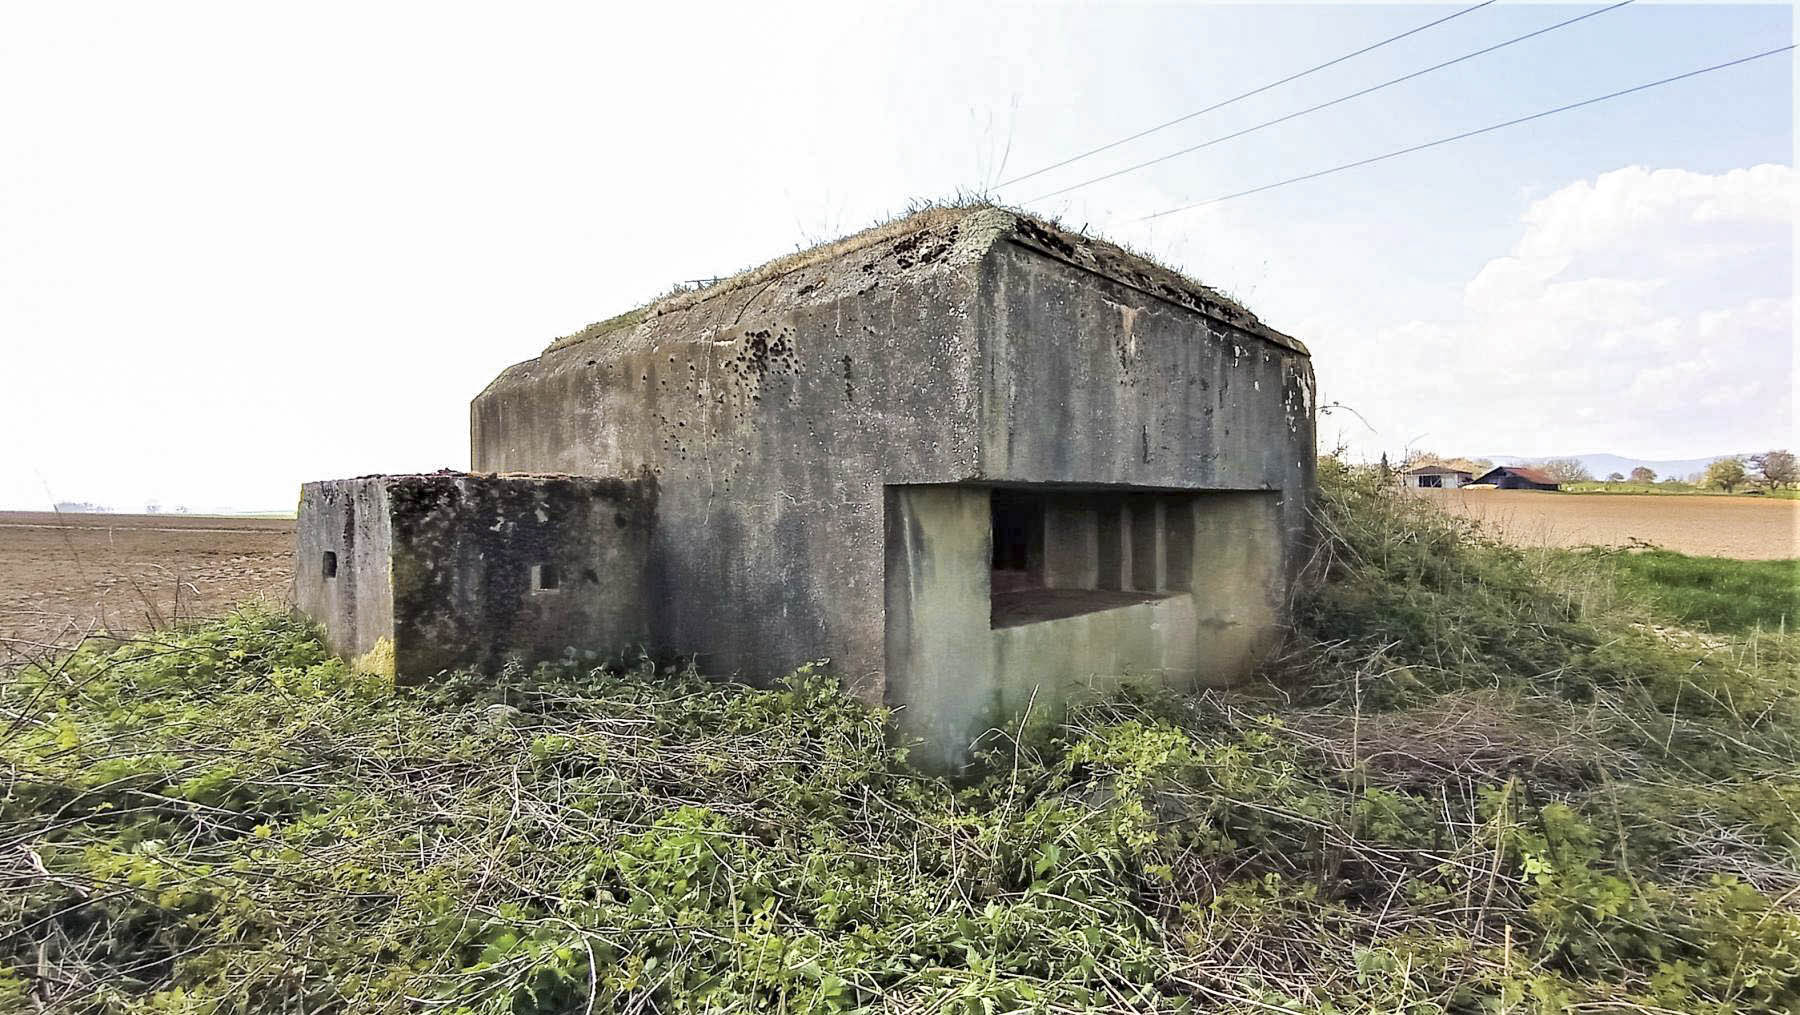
1477 453 1748 481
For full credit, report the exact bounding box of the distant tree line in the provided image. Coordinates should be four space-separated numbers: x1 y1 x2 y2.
1394 449 1795 493
1529 457 1593 483
1705 450 1795 492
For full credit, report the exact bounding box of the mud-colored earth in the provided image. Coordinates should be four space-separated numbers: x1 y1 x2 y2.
1419 490 1800 560
0 512 294 664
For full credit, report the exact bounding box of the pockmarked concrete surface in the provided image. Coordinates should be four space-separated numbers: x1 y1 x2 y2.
0 512 293 660
472 204 1318 768
1419 490 1799 560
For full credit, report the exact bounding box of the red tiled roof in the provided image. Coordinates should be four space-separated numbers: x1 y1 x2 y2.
1475 466 1559 485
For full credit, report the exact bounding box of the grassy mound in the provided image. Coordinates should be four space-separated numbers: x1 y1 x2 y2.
4 459 1797 1013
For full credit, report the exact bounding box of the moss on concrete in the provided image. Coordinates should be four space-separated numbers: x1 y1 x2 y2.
353 637 396 679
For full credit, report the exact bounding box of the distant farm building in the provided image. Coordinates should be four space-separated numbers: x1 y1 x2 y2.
1401 465 1473 489
1472 466 1560 491
295 204 1318 768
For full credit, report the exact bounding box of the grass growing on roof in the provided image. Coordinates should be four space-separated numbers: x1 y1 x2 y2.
3 458 1798 1013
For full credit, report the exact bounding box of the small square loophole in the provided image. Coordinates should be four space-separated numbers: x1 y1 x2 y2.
322 551 338 579
530 563 560 592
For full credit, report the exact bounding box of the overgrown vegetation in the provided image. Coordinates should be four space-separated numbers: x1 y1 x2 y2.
4 460 1797 1012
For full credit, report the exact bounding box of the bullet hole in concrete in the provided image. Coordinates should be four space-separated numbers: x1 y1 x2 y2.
1017 218 1076 259
893 229 954 267
722 327 798 385
531 563 560 592
614 513 628 528
582 567 600 584
322 551 338 579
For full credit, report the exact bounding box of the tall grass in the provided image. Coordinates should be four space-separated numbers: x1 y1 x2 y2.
1581 548 1799 633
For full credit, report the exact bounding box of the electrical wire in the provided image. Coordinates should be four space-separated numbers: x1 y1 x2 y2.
1134 44 1796 223
1028 1 1633 204
994 0 1498 190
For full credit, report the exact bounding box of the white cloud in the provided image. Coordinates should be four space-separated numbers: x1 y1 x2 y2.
1316 164 1796 460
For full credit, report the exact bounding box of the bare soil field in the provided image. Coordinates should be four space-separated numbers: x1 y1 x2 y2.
0 512 294 663
1419 489 1799 560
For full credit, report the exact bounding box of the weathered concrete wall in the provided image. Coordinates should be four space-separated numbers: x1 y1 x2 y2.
884 485 1282 768
293 473 653 679
473 234 989 695
882 485 993 754
384 473 654 677
294 479 394 664
977 236 1315 588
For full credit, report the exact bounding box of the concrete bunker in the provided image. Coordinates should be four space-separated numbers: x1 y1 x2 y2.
294 472 654 678
296 204 1316 768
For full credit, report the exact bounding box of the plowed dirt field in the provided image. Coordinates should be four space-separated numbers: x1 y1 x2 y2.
1420 490 1799 560
0 512 294 663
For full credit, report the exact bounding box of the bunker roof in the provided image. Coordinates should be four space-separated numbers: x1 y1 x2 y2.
543 203 1306 358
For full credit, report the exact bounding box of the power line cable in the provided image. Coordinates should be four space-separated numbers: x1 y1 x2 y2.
1028 1 1632 204
1134 43 1796 222
994 0 1497 190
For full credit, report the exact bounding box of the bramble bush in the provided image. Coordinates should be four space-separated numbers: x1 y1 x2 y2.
3 458 1796 1012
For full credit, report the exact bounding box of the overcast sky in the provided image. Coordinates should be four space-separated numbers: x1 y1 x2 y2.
2 2 1793 511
